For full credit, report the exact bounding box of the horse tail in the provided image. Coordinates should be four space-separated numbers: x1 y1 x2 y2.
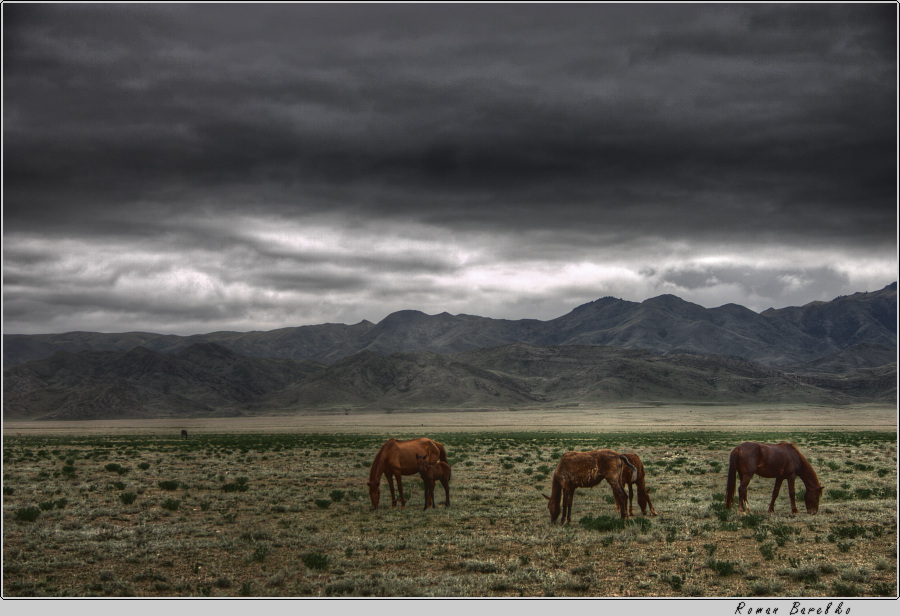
435 441 448 464
725 448 738 510
620 455 638 478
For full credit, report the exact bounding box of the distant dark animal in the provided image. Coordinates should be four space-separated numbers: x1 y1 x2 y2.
621 453 657 516
543 450 638 524
367 437 448 509
416 453 452 510
725 442 823 515
181 429 188 439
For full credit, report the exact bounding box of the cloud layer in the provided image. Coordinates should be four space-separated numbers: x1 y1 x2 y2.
3 4 897 334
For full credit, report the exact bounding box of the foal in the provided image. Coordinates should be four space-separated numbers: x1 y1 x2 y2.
416 453 452 510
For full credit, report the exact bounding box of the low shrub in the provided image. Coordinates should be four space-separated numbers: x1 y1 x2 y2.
831 582 860 597
14 507 41 522
104 463 128 475
579 514 652 533
301 552 328 570
222 477 249 492
759 543 777 561
707 559 737 576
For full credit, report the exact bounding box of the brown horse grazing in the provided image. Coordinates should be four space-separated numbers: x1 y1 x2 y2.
367 438 448 510
181 429 188 439
621 453 658 517
543 450 638 524
416 454 452 510
725 442 823 515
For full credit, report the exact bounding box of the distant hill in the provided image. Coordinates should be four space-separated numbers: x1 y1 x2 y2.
4 284 895 369
789 343 897 374
2 343 324 420
3 341 893 420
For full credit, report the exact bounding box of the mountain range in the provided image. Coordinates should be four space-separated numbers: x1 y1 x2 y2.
3 284 896 419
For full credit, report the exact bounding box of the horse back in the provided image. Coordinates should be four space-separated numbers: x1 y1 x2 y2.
555 452 602 488
736 441 799 478
396 438 441 474
590 449 626 477
427 460 452 482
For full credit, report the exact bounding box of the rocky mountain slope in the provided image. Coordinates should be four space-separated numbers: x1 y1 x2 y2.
4 285 894 419
4 283 896 369
4 341 894 420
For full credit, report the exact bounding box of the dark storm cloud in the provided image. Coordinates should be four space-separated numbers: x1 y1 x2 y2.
2 3 896 334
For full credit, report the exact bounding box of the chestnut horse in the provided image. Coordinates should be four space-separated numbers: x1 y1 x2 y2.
416 454 452 510
543 450 638 524
367 437 448 510
621 453 657 517
725 442 823 515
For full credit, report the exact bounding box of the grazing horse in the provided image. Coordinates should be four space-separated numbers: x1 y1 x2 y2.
181 429 188 439
725 442 823 515
367 437 448 510
543 450 638 524
621 453 658 517
416 454 452 510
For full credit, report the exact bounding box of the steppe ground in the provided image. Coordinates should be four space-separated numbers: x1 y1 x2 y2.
3 404 896 599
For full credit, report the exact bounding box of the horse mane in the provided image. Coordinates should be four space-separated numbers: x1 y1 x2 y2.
368 449 383 485
784 442 808 462
784 442 819 484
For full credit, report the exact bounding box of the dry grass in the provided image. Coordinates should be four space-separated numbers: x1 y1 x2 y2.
2 414 896 597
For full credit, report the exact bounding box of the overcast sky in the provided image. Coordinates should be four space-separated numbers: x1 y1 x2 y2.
3 3 897 336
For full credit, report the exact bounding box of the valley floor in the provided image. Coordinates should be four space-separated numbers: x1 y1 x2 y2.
2 423 896 600
4 403 896 436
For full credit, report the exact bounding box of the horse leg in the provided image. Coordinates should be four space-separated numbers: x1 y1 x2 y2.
387 474 398 508
786 476 799 515
395 473 406 509
613 481 629 519
644 488 658 516
423 478 432 510
562 488 574 525
768 478 784 513
439 476 450 507
628 481 635 516
738 473 753 514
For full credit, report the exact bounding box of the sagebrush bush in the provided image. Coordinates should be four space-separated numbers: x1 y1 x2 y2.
301 552 328 570
14 507 41 522
104 463 128 475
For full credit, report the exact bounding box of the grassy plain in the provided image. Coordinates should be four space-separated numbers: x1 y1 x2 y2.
2 405 897 597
